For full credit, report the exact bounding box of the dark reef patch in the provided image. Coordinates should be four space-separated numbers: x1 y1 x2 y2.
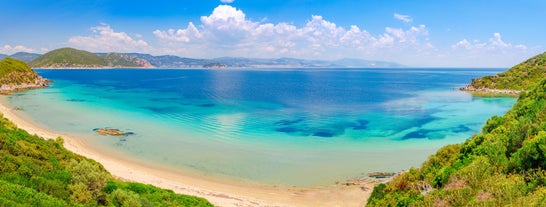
66 98 87 102
143 106 178 113
275 127 299 133
402 129 433 139
149 97 182 102
275 118 304 126
313 131 335 137
353 119 369 130
452 124 472 133
197 103 216 107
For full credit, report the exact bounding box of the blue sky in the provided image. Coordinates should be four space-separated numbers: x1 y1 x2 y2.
1 0 545 67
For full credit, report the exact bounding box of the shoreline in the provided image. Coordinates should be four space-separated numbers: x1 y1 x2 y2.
0 96 376 207
459 85 520 96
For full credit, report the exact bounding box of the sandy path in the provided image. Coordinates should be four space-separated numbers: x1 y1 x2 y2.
0 99 375 207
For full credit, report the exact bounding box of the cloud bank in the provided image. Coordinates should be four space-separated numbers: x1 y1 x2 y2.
152 5 432 62
58 5 541 67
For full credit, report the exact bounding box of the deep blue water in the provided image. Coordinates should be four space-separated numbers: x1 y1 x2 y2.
7 68 516 186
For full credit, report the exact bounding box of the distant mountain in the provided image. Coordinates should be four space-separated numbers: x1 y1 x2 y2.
331 58 404 68
126 53 403 68
124 53 208 68
8 52 41 63
26 47 403 69
99 53 153 68
30 48 152 68
0 54 7 60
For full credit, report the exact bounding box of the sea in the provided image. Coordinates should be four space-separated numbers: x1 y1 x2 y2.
5 68 516 186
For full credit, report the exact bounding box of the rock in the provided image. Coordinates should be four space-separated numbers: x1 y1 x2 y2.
94 128 133 136
367 172 395 178
459 85 520 96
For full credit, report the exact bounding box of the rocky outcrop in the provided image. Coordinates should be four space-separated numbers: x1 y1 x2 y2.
459 85 520 96
0 76 49 94
0 58 50 94
93 128 134 136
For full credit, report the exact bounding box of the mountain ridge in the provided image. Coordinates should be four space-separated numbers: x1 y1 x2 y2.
17 47 404 69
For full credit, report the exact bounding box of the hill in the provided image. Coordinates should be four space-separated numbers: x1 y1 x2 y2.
30 48 107 68
0 58 48 93
124 53 209 68
30 48 152 68
367 53 546 206
461 52 546 95
8 52 41 63
99 53 153 68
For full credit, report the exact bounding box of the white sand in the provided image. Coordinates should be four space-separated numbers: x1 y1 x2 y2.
0 100 375 207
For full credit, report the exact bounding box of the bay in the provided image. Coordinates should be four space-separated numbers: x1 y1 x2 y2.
6 68 515 186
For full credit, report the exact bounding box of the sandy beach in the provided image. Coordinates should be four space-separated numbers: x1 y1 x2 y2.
0 97 376 207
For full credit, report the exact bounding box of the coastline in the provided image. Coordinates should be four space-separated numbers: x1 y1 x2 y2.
0 96 376 207
459 85 520 96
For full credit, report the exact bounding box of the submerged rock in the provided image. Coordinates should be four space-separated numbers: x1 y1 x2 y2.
93 128 133 136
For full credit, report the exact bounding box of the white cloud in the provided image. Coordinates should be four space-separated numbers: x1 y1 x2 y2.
452 32 527 50
444 32 539 67
68 24 149 52
153 5 432 60
0 44 37 54
153 22 202 42
220 0 234 3
394 13 412 23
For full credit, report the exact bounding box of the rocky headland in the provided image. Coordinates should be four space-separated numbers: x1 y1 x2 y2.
0 58 49 94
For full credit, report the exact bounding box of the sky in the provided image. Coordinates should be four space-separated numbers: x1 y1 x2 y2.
1 0 545 67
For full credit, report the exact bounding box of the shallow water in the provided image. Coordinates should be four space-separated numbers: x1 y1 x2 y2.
7 68 515 186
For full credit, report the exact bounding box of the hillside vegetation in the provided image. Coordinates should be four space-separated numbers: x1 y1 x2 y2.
0 115 213 206
464 52 546 92
368 56 546 206
29 48 151 68
0 58 48 93
101 53 152 68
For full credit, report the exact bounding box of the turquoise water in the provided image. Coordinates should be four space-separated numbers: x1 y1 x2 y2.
7 68 515 186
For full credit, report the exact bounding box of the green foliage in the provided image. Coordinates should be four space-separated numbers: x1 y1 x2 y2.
29 48 106 68
468 51 546 91
0 113 214 206
29 48 150 68
110 189 142 207
368 60 546 206
102 53 143 67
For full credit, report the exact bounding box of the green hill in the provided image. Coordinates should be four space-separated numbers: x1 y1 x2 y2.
367 54 546 206
29 48 152 68
463 52 546 93
30 48 106 68
0 58 48 93
0 114 213 206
